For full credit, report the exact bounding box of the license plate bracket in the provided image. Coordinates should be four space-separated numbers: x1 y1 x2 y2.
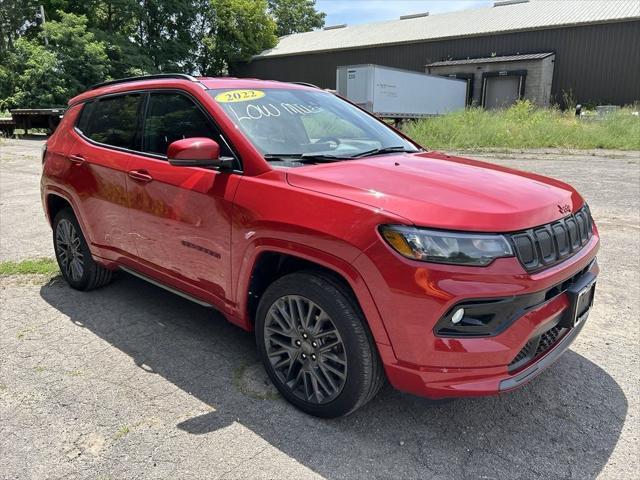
561 271 597 328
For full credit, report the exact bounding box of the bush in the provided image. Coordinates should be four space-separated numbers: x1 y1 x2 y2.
402 100 640 151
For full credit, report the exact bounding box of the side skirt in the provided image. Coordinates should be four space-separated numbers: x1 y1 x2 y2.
119 266 215 309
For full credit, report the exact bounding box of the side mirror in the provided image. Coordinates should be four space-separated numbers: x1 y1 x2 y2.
167 137 234 170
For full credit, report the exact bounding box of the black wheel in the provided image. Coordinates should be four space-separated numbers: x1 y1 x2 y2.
53 208 113 291
256 271 385 417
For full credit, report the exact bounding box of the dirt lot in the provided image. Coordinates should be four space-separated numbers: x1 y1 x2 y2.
1 138 639 480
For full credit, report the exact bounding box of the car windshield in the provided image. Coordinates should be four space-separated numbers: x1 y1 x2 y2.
208 88 419 163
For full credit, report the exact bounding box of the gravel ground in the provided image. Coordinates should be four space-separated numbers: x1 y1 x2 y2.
1 138 639 479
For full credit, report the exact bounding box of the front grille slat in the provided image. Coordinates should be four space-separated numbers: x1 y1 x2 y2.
535 325 563 356
509 324 566 372
510 205 593 272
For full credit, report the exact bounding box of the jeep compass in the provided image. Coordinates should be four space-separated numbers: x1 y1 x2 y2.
41 74 599 417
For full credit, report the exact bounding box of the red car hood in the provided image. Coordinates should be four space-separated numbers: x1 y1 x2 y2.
286 152 584 232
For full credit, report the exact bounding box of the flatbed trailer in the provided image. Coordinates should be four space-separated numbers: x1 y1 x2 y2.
0 118 16 137
9 108 65 135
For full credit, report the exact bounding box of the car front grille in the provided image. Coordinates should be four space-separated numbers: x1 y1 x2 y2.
510 205 593 272
511 341 533 365
508 323 567 372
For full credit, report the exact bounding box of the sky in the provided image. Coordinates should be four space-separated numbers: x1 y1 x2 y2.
315 0 492 26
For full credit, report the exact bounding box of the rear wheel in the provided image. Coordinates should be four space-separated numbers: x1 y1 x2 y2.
53 208 112 290
256 271 385 417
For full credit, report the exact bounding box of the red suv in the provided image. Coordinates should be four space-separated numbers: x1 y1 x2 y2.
41 74 599 417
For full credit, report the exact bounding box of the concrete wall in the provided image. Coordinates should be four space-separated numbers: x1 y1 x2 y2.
427 54 555 107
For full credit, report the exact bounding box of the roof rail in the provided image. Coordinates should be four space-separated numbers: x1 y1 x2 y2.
291 81 320 89
88 74 198 91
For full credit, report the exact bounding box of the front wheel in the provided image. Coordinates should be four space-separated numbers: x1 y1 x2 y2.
255 271 385 417
53 208 113 290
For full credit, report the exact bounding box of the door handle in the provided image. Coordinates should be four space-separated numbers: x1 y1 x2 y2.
69 154 86 165
128 169 153 183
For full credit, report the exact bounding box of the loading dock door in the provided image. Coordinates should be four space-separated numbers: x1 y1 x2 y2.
484 76 520 109
482 70 526 109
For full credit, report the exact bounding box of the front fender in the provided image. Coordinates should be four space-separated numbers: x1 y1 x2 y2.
231 237 392 348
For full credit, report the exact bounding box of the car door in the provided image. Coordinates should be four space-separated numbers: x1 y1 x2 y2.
69 93 143 259
125 90 241 304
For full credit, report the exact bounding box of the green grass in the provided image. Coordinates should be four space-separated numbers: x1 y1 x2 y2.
402 101 640 151
113 426 130 440
0 258 59 275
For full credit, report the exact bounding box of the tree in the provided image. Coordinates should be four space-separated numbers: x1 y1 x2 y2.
1 11 110 109
197 0 278 76
133 0 199 72
268 0 325 37
0 37 66 109
43 12 111 93
0 0 39 56
1 0 288 107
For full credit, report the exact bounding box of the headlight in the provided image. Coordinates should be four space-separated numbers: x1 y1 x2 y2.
379 225 514 266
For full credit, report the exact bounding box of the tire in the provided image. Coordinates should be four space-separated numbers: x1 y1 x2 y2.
256 271 385 417
52 208 113 291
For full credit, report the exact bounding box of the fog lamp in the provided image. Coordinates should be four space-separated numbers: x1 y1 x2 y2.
451 308 465 324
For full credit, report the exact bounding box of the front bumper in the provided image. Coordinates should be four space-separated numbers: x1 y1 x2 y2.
355 231 599 399
499 317 586 391
378 310 588 398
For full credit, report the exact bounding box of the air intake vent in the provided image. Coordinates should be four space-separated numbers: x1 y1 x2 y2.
324 24 347 30
494 0 529 6
400 12 429 20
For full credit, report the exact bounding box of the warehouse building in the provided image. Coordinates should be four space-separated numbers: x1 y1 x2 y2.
233 0 640 108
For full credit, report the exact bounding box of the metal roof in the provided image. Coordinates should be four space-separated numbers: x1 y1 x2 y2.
255 1 640 58
427 52 555 67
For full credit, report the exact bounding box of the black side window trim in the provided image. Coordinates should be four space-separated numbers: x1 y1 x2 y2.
75 92 145 151
72 88 243 173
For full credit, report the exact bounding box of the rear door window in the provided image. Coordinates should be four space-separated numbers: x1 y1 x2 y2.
76 101 95 134
142 92 232 157
84 94 143 150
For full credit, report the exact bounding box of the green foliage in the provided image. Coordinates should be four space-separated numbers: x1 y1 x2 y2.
1 37 66 109
1 12 110 109
402 101 640 151
134 0 200 72
1 0 315 106
43 11 110 92
0 258 59 275
268 0 325 36
197 0 278 76
0 0 39 55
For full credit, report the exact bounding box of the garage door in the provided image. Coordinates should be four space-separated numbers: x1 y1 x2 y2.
484 76 521 109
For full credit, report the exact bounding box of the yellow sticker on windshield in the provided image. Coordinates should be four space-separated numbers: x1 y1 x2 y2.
215 89 265 103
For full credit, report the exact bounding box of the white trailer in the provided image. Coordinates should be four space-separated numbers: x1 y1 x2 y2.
336 64 466 118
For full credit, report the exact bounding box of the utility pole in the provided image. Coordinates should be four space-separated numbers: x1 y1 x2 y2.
40 5 48 46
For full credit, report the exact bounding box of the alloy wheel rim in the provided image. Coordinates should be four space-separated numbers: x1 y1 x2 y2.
264 295 347 404
55 219 84 282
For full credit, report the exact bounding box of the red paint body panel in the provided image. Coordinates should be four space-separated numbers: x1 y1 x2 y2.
287 152 583 232
42 77 600 400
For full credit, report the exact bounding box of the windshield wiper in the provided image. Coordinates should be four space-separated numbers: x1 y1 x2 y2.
350 146 419 158
264 153 350 163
